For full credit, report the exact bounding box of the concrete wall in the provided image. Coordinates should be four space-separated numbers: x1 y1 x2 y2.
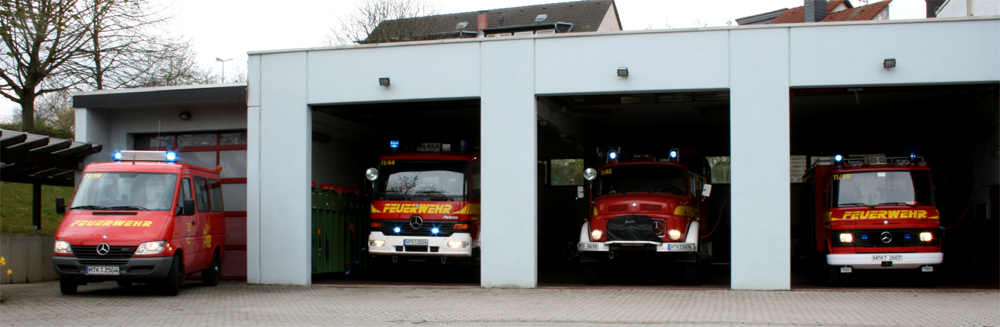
0 234 58 284
247 17 1000 289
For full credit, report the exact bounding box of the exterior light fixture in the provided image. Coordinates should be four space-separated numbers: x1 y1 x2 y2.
179 112 191 120
617 67 628 77
379 77 390 86
883 58 896 68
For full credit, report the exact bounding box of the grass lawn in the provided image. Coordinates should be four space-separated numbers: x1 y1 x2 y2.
0 181 74 234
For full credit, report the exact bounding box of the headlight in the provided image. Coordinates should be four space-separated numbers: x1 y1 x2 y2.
668 229 682 241
54 240 73 254
919 232 933 242
135 241 167 255
370 239 386 247
591 229 603 240
447 240 467 249
840 233 853 243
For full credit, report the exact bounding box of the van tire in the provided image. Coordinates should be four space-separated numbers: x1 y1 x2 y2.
202 252 221 286
163 254 184 296
59 278 78 295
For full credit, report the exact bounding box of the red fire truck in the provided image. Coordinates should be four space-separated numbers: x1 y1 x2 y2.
53 150 225 295
365 141 480 266
577 149 713 284
802 154 942 284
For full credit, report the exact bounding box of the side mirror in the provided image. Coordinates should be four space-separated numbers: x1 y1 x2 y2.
702 184 712 198
183 199 196 216
56 197 66 214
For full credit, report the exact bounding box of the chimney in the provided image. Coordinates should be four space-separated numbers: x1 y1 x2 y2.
804 0 827 22
477 13 488 32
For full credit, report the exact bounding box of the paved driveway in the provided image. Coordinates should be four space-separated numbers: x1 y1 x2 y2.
1 281 998 326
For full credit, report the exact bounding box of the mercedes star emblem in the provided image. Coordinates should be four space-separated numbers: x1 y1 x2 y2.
409 215 424 229
96 243 111 256
880 231 892 244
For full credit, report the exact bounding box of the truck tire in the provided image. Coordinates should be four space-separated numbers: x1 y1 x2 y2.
201 252 221 286
826 265 842 287
584 263 601 285
163 254 184 296
59 277 78 295
684 262 701 285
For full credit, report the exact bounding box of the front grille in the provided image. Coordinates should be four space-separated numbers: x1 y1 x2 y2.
608 205 629 212
606 215 663 242
380 220 458 237
640 204 663 212
404 246 429 252
78 259 129 266
70 245 134 259
832 229 941 247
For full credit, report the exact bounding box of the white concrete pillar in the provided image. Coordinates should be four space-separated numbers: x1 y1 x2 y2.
247 52 312 285
729 28 791 290
480 39 537 288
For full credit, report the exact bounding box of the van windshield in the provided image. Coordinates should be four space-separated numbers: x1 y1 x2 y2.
376 160 468 201
70 172 178 211
831 171 934 207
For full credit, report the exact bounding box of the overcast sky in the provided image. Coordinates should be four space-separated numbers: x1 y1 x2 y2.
2 0 928 118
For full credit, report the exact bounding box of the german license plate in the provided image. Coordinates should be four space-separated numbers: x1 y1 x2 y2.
403 239 428 246
578 243 600 250
871 254 902 261
667 243 695 251
85 266 120 275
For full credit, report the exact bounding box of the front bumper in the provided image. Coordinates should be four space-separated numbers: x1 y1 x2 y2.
578 221 700 253
53 255 174 282
368 232 474 257
827 252 943 270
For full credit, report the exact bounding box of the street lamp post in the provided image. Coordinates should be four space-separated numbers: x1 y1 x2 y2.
215 57 233 83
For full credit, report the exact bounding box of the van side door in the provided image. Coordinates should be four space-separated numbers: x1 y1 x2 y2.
192 176 213 270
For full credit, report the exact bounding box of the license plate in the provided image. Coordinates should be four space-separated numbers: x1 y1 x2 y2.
85 266 120 275
578 243 600 250
403 239 428 246
871 254 903 261
667 243 695 251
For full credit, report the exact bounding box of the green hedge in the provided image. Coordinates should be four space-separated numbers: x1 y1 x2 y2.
0 182 74 234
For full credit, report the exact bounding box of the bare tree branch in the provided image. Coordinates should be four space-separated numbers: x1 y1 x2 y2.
323 0 440 46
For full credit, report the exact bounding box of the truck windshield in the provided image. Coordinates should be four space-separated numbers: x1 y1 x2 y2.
599 164 688 196
832 171 934 207
377 160 468 201
70 172 178 211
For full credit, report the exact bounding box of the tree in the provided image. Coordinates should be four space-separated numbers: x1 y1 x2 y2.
0 0 92 133
130 38 215 87
323 0 439 46
73 0 175 90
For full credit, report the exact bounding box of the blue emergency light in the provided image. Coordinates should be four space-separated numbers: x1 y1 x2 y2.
669 150 678 159
390 140 400 149
834 154 843 164
861 234 868 240
431 227 440 234
165 152 177 162
393 227 401 233
909 153 916 160
113 151 123 161
904 234 911 240
608 151 618 160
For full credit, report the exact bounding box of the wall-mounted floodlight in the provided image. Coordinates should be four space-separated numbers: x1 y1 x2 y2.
883 58 896 69
179 112 191 120
379 77 390 86
617 67 629 77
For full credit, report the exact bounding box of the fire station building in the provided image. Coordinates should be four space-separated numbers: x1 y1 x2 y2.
74 16 999 289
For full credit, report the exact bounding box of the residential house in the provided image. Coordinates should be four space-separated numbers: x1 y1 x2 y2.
737 0 892 25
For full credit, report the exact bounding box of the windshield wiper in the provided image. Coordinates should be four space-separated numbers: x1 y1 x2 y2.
876 202 918 207
107 205 150 211
838 203 874 208
69 205 111 211
383 191 409 200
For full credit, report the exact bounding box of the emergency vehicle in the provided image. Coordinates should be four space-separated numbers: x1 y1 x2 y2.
802 154 942 284
365 141 480 265
577 148 713 284
53 150 225 295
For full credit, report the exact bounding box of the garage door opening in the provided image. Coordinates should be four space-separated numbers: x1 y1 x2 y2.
535 91 732 287
309 99 482 285
789 84 999 289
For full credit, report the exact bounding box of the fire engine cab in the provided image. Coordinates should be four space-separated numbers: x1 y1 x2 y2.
53 150 225 295
577 148 713 284
365 141 480 266
803 154 943 284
